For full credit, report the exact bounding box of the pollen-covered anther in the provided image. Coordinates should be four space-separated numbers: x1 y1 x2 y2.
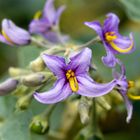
66 70 79 92
105 32 117 42
128 80 135 89
34 11 42 20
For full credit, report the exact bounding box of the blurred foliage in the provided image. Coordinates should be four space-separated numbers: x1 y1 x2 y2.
0 0 140 140
119 0 140 22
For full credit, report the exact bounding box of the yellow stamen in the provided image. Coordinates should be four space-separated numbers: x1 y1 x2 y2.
34 11 42 20
66 70 79 92
2 30 13 44
105 31 134 53
128 80 135 88
109 40 134 53
105 32 117 41
127 92 140 100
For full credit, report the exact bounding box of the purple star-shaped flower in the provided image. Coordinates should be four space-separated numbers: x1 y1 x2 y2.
0 19 30 46
113 62 133 123
29 0 67 43
34 48 117 104
85 13 135 67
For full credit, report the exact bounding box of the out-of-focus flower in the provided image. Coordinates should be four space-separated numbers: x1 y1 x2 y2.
0 19 30 46
34 48 117 104
113 62 133 123
85 13 135 67
0 78 18 95
29 0 67 43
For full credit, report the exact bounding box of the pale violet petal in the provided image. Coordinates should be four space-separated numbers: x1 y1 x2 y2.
43 0 56 23
68 48 92 75
34 79 72 104
2 19 30 45
42 54 66 78
120 92 133 123
77 76 116 97
102 44 118 67
103 13 120 32
84 21 104 40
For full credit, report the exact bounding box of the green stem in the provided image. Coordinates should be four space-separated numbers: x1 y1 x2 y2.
92 98 97 133
77 36 101 50
42 104 57 119
31 37 49 48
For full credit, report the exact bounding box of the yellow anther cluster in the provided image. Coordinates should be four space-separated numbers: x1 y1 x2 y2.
128 80 135 89
66 70 79 92
105 32 134 53
105 32 117 42
34 11 42 20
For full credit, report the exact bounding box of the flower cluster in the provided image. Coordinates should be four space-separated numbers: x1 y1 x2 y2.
0 0 138 125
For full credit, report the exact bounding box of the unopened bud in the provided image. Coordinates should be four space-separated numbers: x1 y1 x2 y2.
15 93 33 110
21 73 46 87
78 97 92 125
30 57 45 72
9 67 29 77
30 115 49 134
0 78 18 96
96 96 111 111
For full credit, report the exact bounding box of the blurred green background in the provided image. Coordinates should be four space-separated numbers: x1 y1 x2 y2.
0 0 140 140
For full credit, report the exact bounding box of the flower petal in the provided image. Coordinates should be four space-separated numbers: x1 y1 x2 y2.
103 13 120 33
29 18 50 34
54 5 66 25
112 33 135 54
84 21 104 40
43 0 56 23
2 19 30 45
0 34 11 45
77 76 116 97
42 53 66 78
102 44 118 67
120 91 133 123
68 48 92 75
0 78 18 96
34 79 72 104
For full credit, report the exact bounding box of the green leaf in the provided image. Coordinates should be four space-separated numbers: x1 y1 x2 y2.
119 0 140 22
0 110 32 140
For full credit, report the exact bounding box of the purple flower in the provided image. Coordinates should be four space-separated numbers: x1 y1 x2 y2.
0 19 30 46
85 13 135 67
34 48 117 104
113 62 133 123
29 0 67 43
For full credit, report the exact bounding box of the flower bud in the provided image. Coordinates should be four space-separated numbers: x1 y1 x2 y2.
21 73 46 87
15 93 32 110
30 115 49 134
9 67 29 77
0 78 18 96
78 97 92 125
0 19 30 46
30 57 45 72
96 96 111 111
